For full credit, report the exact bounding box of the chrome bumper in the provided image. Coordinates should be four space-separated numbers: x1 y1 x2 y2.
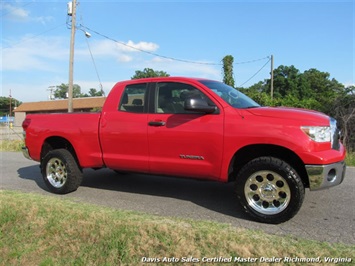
22 147 32 160
306 161 346 191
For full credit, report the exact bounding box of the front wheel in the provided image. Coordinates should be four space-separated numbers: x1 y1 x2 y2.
235 157 305 224
41 149 83 194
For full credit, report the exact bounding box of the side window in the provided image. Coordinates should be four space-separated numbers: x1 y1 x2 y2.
119 83 147 113
156 82 214 114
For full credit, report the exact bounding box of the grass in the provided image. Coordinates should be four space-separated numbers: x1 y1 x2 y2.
0 190 354 266
0 140 24 152
345 151 355 166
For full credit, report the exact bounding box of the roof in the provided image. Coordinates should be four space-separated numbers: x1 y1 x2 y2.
14 97 106 112
122 76 209 84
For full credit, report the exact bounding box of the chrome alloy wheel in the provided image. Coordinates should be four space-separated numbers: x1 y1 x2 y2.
46 157 68 188
244 170 291 215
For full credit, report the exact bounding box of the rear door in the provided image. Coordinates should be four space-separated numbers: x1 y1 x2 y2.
100 82 150 172
147 82 224 180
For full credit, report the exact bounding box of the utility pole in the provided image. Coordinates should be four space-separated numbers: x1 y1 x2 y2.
68 0 76 112
270 54 274 100
9 89 12 117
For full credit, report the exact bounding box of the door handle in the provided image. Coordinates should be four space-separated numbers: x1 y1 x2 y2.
148 121 166 127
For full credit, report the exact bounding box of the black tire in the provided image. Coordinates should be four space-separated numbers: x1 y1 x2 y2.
235 157 305 224
41 149 83 194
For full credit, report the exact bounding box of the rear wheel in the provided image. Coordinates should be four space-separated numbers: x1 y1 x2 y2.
235 157 305 224
42 149 83 194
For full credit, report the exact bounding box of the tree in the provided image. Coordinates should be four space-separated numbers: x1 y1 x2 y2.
265 65 300 98
222 55 235 87
252 65 346 111
239 81 272 106
81 88 104 97
330 86 355 151
54 83 82 99
242 65 353 151
301 69 345 113
0 97 22 116
131 68 170 79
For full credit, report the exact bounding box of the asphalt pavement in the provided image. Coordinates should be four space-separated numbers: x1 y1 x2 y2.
1 151 354 245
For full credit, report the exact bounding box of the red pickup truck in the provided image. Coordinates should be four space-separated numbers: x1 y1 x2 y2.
22 77 346 224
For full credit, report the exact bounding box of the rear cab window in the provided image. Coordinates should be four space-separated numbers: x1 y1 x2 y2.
119 83 147 113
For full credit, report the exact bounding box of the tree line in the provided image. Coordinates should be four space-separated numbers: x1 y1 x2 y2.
2 60 354 151
223 57 354 152
50 84 104 99
245 67 354 152
0 97 21 117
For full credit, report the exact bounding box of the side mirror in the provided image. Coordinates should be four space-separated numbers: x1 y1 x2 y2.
184 98 217 114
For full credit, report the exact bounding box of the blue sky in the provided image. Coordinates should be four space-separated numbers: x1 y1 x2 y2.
1 0 354 102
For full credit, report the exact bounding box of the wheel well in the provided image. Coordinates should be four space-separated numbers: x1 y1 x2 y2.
228 144 309 188
41 137 79 168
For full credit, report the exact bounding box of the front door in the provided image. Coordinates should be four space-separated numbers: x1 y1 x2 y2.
147 82 224 179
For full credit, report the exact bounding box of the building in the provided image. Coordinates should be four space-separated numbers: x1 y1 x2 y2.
13 97 106 127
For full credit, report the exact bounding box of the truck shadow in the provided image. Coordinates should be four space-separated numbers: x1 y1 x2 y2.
17 165 47 191
81 168 252 221
17 166 252 221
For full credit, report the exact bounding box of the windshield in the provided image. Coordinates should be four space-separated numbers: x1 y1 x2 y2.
199 80 260 109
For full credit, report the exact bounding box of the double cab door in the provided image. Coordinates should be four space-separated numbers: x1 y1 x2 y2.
100 81 224 180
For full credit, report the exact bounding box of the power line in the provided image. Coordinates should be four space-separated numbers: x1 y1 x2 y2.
79 24 270 67
77 9 105 96
79 24 222 66
85 37 105 96
80 24 272 88
234 56 270 65
239 57 271 87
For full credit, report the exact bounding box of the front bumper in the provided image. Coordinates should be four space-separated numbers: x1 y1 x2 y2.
22 146 32 160
306 161 346 191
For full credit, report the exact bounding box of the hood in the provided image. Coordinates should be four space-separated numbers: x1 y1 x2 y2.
244 107 330 125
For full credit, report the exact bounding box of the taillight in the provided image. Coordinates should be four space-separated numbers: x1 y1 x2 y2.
22 118 31 131
22 118 31 138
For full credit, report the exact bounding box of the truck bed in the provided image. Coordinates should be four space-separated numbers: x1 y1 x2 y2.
24 112 104 168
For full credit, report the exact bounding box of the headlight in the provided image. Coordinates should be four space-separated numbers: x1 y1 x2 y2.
301 126 331 142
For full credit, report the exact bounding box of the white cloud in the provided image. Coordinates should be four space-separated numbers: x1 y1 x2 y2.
2 3 53 24
3 82 50 102
33 16 54 25
1 36 68 71
78 39 159 55
76 38 220 79
119 40 159 53
1 3 29 21
116 54 133 63
2 32 221 103
77 39 115 57
142 57 221 80
76 38 160 63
